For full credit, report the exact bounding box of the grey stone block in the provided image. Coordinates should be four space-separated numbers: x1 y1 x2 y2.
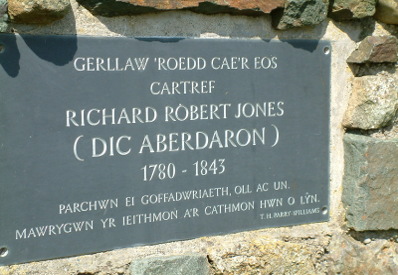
0 0 7 32
329 0 377 21
343 134 398 231
271 0 329 30
347 36 398 64
343 72 398 130
129 254 212 275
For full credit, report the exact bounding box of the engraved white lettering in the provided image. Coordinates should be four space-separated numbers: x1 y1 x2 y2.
138 127 266 154
204 201 255 215
16 221 94 239
150 80 215 95
59 199 118 214
73 57 149 71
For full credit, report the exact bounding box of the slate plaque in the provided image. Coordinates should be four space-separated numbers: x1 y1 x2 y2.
0 34 330 265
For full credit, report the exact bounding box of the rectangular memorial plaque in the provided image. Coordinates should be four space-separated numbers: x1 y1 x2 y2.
0 34 330 265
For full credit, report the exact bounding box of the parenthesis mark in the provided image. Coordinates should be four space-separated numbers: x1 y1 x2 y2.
73 135 85 162
271 124 279 147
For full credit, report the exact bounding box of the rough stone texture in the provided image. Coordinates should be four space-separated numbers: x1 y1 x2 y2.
0 227 333 274
328 234 398 274
347 36 398 63
343 73 398 130
343 134 398 231
129 254 211 275
370 116 398 139
375 0 398 25
350 63 397 77
76 0 285 17
8 0 71 24
207 234 325 274
271 0 328 30
0 0 7 32
329 0 377 21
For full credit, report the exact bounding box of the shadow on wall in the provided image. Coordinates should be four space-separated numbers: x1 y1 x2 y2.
84 10 329 41
333 17 377 42
81 9 331 54
0 8 77 78
0 34 19 77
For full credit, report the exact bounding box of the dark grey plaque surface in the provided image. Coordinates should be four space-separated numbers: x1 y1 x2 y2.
0 34 330 265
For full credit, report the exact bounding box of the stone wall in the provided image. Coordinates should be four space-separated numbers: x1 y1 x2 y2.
0 0 397 274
